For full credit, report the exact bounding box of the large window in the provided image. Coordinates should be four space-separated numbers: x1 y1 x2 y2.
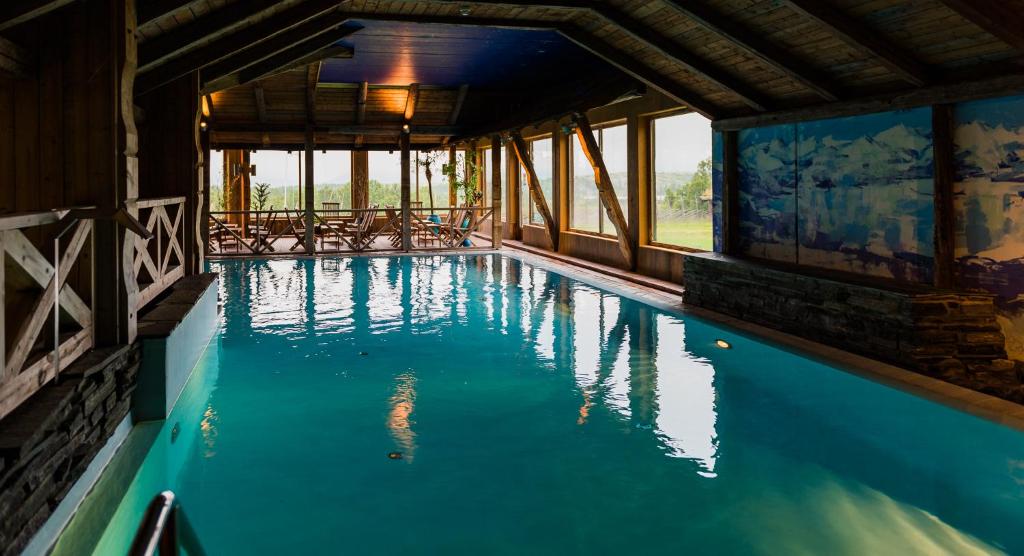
314 151 351 208
518 137 552 225
651 113 712 250
500 147 507 223
368 151 402 206
570 123 627 235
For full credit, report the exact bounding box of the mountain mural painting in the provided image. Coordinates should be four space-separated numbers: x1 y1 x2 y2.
796 108 934 282
954 94 1024 359
738 124 797 262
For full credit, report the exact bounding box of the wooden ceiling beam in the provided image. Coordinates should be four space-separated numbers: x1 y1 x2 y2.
356 81 368 125
307 62 321 124
937 0 1024 53
197 12 357 87
448 84 469 125
782 0 931 86
0 36 32 78
211 122 464 136
139 0 286 70
591 4 771 111
557 26 720 119
660 0 840 101
137 0 346 91
137 0 196 26
403 83 420 122
234 25 359 90
0 0 75 32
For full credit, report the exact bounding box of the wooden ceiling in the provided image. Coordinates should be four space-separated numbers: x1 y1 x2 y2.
4 0 1023 148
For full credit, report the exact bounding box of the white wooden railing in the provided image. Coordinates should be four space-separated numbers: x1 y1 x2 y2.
135 196 186 310
0 209 94 419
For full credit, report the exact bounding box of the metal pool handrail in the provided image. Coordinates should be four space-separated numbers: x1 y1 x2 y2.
128 491 207 556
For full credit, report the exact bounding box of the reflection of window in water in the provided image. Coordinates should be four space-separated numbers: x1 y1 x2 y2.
654 315 718 477
201 404 219 459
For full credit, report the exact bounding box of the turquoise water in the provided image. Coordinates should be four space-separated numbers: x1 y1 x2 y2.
90 255 1024 555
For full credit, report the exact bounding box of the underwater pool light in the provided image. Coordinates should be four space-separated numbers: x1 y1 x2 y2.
715 339 732 349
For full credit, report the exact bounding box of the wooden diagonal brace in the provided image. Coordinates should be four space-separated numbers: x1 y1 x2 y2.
572 113 634 268
510 132 558 251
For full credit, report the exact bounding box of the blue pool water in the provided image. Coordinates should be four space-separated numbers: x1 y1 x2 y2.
87 255 1023 554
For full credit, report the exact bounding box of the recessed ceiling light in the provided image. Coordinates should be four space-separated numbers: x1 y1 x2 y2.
458 4 471 16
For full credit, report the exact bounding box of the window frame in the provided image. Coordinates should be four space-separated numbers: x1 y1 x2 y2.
568 119 627 238
646 111 713 253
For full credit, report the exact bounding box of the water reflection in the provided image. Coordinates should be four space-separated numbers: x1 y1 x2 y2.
388 372 418 463
217 255 719 477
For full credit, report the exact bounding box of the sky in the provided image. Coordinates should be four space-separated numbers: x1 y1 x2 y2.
653 112 713 173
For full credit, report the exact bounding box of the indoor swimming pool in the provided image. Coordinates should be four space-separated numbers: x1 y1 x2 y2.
69 255 1024 555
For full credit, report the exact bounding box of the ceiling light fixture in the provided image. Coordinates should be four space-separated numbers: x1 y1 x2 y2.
458 4 471 16
402 123 411 133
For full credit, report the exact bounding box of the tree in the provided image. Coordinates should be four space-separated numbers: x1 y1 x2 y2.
252 182 272 211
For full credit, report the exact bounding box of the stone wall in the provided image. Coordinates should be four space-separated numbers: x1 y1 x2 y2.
0 345 140 555
683 252 1024 402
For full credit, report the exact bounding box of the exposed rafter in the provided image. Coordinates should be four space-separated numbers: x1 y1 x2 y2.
0 36 32 78
137 0 345 92
0 0 75 32
782 0 931 86
589 4 771 111
203 22 360 93
937 0 1024 53
557 26 719 119
404 83 420 122
139 0 286 70
211 122 463 136
196 13 358 90
659 0 840 101
137 0 197 26
449 84 469 125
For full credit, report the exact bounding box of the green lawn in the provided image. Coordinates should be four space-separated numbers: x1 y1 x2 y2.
652 220 713 251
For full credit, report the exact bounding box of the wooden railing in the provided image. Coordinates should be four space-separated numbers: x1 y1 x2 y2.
207 209 308 255
205 205 496 255
410 206 494 250
0 209 94 419
135 196 186 310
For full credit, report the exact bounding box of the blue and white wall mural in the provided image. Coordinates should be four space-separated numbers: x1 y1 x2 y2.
796 108 934 282
737 124 797 262
954 95 1024 359
712 131 723 253
728 108 934 281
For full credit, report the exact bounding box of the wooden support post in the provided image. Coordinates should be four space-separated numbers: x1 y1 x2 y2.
572 114 633 267
304 127 315 254
511 132 558 251
93 0 140 346
352 150 368 209
550 131 562 238
201 131 211 258
556 128 571 240
400 132 412 251
721 130 740 255
506 143 520 239
448 145 457 207
626 114 647 269
491 134 502 249
932 104 955 289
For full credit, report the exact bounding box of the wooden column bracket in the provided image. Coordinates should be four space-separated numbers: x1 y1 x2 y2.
570 114 633 267
491 134 503 248
510 131 558 251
